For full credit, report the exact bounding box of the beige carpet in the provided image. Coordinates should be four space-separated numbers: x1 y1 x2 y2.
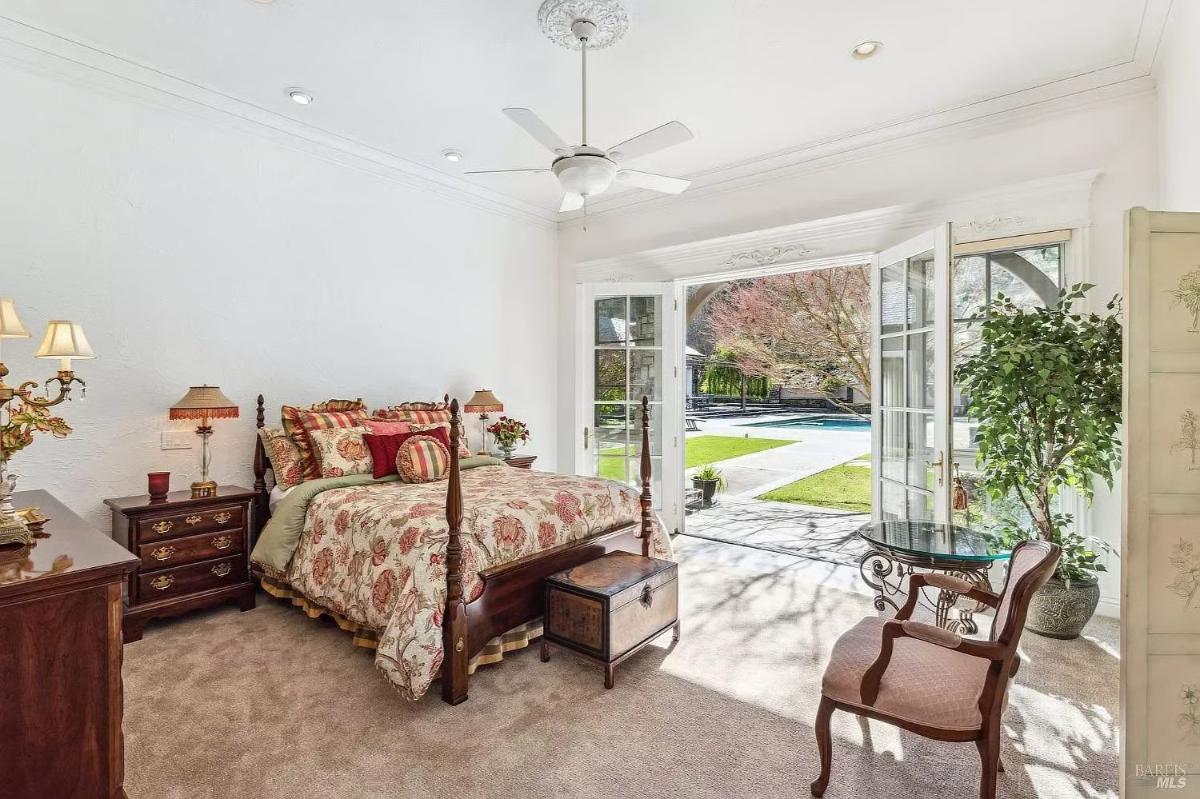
123 536 1119 799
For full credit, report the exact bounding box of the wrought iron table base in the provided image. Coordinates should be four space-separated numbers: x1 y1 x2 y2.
858 550 993 634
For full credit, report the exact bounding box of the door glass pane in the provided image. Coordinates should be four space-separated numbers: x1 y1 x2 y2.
594 351 626 401
629 350 661 401
624 457 662 501
594 404 628 455
907 253 934 329
907 412 935 488
628 296 661 346
881 410 905 481
953 255 987 319
906 331 933 410
596 455 625 482
906 490 933 521
881 336 904 407
881 481 905 521
881 261 906 335
595 297 628 344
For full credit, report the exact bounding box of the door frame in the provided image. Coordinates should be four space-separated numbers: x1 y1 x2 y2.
870 225 953 522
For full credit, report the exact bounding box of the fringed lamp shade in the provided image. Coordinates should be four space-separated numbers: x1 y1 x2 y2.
169 386 239 421
464 389 504 413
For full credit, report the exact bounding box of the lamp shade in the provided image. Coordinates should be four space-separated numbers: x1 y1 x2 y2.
464 389 503 413
35 320 94 360
0 299 30 338
169 385 239 420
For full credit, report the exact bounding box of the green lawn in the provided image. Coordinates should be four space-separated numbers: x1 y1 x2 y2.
758 462 872 513
597 434 792 482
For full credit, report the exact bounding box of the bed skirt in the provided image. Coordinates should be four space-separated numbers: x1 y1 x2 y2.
259 576 542 674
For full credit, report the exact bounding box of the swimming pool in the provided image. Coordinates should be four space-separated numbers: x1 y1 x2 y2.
741 415 871 431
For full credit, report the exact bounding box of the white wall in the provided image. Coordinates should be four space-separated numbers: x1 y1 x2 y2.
0 63 559 528
1156 0 1200 210
558 86 1160 615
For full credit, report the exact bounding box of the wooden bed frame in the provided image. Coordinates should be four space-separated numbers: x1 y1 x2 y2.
251 394 655 705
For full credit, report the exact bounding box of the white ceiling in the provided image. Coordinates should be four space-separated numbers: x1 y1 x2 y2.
0 0 1165 215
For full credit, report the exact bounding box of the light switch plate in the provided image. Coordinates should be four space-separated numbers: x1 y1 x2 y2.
161 430 193 450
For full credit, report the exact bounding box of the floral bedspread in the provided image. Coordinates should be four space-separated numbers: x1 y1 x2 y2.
280 464 672 700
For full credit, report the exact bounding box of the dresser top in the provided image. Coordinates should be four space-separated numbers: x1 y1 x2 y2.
104 485 255 515
0 489 138 601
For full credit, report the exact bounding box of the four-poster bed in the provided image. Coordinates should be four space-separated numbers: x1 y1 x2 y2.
250 393 658 704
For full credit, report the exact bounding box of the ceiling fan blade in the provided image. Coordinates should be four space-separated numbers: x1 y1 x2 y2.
615 170 691 195
608 121 694 162
502 108 572 156
463 168 551 175
560 193 584 212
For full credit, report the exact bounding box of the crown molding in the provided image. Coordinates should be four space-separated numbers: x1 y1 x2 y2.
572 170 1100 282
0 16 558 229
562 0 1170 224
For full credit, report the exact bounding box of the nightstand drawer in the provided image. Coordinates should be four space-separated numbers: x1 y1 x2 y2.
137 555 246 602
135 504 244 541
137 528 244 570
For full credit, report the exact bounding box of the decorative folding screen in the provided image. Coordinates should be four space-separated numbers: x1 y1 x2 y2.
1124 208 1200 796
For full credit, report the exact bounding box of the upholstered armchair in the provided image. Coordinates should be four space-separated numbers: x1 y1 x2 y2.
811 540 1061 799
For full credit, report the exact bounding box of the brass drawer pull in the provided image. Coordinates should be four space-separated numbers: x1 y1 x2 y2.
150 546 176 562
213 511 233 525
211 534 233 550
151 520 173 535
185 514 203 526
211 563 232 578
150 575 175 591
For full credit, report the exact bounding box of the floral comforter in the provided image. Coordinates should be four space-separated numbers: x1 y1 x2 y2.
273 464 671 700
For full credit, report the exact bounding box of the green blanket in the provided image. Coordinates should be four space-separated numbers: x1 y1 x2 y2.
250 456 505 574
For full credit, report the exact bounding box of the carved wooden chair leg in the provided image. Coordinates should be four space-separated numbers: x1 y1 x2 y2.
811 696 835 797
976 726 1001 799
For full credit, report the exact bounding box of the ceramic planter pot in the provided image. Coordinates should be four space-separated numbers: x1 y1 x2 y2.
693 478 720 508
1025 576 1100 639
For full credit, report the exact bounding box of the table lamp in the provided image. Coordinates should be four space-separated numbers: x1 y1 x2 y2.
464 389 503 455
169 385 238 498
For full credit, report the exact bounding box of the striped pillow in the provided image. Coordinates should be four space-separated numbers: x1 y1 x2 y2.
411 422 472 459
289 407 368 480
396 435 451 483
281 399 367 480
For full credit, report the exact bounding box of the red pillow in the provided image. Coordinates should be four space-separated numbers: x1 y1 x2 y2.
364 427 452 479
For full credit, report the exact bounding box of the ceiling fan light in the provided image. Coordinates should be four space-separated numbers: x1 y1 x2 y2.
553 154 616 197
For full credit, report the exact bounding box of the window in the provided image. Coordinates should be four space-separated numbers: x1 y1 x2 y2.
950 237 1067 530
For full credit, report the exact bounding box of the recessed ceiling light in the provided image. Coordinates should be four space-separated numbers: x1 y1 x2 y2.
851 41 882 59
441 149 464 163
287 88 314 105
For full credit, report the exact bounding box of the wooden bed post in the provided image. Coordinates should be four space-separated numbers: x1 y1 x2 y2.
441 397 470 705
252 394 269 543
640 395 653 557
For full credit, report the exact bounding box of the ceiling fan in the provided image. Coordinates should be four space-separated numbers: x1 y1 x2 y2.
466 0 694 213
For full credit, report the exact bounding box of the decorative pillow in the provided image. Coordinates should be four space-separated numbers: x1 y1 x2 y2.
257 427 306 489
364 419 412 436
396 434 451 483
364 427 452 479
285 406 368 480
281 399 368 480
411 421 472 459
308 426 373 478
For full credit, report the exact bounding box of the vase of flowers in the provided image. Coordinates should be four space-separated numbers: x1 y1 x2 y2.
487 416 529 459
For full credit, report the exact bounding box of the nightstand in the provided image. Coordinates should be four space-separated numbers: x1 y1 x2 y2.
504 455 537 469
105 485 256 641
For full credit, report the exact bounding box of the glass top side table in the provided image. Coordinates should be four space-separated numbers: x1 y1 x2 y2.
856 520 1012 634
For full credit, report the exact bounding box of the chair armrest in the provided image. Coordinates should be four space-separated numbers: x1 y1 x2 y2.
896 573 1000 619
859 619 1007 705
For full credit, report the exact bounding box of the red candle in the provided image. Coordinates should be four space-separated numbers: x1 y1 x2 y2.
148 471 170 501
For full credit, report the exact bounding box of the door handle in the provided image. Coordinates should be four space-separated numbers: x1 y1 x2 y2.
583 427 589 450
931 450 945 486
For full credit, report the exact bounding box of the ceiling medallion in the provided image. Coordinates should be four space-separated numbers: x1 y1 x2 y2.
537 0 629 50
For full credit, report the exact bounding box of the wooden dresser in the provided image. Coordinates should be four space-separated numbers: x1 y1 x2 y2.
0 489 139 799
105 485 256 641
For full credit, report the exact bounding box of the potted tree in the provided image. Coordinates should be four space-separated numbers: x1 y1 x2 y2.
692 464 727 508
956 284 1122 639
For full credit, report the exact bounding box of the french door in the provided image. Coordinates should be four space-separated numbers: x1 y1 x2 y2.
871 226 953 522
576 283 683 534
